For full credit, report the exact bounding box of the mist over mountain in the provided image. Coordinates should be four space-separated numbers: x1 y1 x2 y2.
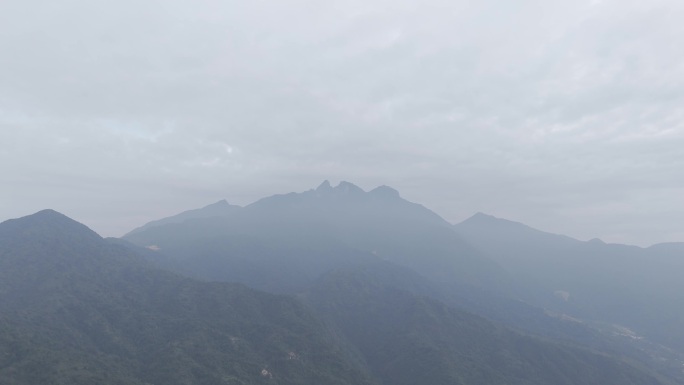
2 181 683 384
121 181 684 383
126 199 241 235
454 212 684 355
303 263 665 385
4 0 684 382
0 210 376 385
123 181 510 292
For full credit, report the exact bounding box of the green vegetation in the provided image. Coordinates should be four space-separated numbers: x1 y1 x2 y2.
0 210 376 385
304 265 666 385
2 197 680 384
119 183 683 384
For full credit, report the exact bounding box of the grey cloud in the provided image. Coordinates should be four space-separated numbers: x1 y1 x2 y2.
1 0 683 245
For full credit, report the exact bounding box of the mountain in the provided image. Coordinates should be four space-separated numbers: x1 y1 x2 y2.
126 199 241 235
3 208 673 384
302 262 667 385
123 181 510 292
0 210 377 385
454 212 684 355
120 183 684 383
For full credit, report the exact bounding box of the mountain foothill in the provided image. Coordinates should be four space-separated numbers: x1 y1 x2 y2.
1 181 682 384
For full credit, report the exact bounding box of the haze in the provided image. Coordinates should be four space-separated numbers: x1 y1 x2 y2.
1 0 683 246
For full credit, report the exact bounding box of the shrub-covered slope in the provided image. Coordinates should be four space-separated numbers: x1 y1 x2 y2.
304 264 667 385
0 210 377 385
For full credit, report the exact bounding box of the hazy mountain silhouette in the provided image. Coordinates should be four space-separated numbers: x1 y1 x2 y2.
120 182 684 383
454 212 684 356
123 181 510 292
302 261 666 385
1 209 674 384
126 199 241 235
2 201 681 384
0 210 377 385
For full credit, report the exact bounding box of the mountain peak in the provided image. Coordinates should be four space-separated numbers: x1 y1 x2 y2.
13 209 87 228
316 180 333 192
0 209 102 244
335 181 364 194
463 212 500 224
455 212 579 246
369 185 400 199
457 212 535 233
31 208 67 219
124 199 241 236
313 180 364 196
205 199 231 208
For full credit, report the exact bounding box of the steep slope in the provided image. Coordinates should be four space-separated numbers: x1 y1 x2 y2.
125 199 241 235
123 181 510 292
454 213 684 354
303 263 667 385
120 185 684 383
0 210 377 385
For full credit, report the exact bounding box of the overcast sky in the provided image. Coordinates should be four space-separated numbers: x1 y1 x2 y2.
1 0 683 246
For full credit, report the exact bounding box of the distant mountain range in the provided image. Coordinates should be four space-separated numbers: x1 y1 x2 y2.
123 180 509 291
454 212 684 355
1 181 683 384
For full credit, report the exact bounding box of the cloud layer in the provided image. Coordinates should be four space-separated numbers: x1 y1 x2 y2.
1 0 683 245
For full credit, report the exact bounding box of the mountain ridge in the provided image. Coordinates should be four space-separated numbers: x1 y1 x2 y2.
454 210 684 358
125 199 241 236
0 210 379 385
123 181 509 290
2 204 681 384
